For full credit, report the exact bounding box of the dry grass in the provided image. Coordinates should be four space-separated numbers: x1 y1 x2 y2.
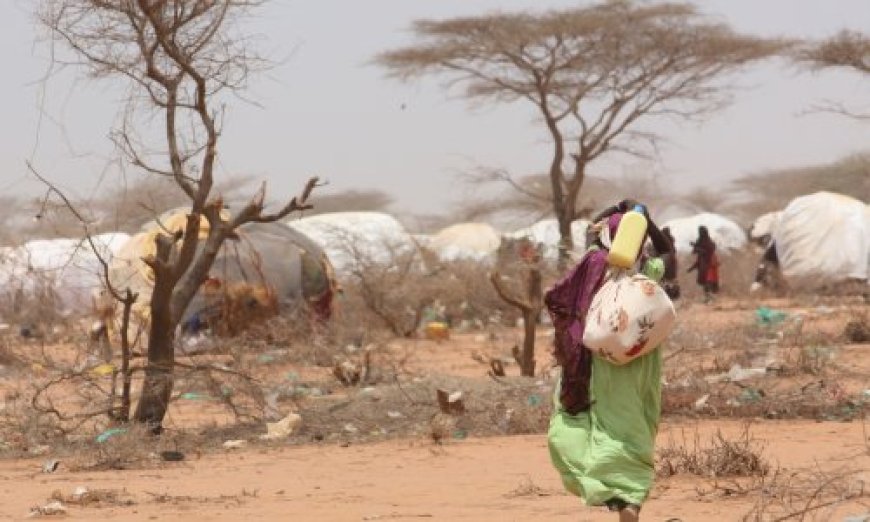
657 423 770 479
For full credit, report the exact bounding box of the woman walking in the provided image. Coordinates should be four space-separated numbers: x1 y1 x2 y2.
688 226 719 302
545 200 673 521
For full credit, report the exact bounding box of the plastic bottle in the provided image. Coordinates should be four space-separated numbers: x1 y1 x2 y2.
607 205 648 269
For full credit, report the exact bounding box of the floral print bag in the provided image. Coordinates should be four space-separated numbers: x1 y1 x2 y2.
582 269 676 365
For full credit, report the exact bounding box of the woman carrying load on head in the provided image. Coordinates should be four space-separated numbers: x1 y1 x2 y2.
688 226 719 302
545 199 674 522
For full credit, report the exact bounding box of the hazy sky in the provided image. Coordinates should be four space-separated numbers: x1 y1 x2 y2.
1 1 868 216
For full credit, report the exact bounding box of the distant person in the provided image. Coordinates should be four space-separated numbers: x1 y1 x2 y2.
659 227 680 300
546 199 673 522
688 226 719 302
750 241 781 293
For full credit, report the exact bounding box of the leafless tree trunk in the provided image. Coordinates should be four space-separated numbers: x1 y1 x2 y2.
490 265 543 377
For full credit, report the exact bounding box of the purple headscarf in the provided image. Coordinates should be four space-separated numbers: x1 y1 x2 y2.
544 213 622 414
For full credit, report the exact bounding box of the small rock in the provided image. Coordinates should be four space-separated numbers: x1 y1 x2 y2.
160 451 185 462
386 411 403 419
223 439 247 450
72 486 89 499
41 459 60 474
343 423 358 434
260 413 302 440
693 394 710 411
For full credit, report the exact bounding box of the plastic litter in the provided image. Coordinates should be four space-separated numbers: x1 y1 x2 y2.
223 439 247 450
95 427 127 444
705 364 767 384
41 459 60 473
260 413 302 440
179 392 211 401
386 411 404 419
90 364 115 377
756 307 787 325
737 388 763 403
28 500 67 517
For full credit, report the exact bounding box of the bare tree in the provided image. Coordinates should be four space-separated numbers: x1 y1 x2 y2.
377 1 783 265
39 0 317 431
306 189 394 216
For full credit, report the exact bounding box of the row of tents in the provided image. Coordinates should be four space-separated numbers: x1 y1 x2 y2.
0 191 866 326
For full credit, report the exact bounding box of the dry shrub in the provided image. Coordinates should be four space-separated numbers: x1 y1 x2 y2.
657 424 769 478
504 476 565 498
740 467 869 521
843 312 869 344
50 487 136 507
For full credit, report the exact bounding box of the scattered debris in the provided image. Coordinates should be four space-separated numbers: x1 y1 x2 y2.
90 363 115 377
424 321 449 341
489 359 506 377
333 359 361 386
95 428 127 444
179 392 212 401
223 439 248 450
260 413 302 440
28 500 66 518
706 364 767 384
436 389 465 415
756 307 787 326
160 451 185 462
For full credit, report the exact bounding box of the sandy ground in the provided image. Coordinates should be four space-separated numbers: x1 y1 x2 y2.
2 420 868 522
1 297 868 521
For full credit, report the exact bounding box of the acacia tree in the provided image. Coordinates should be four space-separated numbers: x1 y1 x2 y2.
798 30 870 120
377 1 782 264
39 0 317 431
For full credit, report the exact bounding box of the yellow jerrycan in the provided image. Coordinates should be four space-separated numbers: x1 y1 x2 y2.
607 205 648 269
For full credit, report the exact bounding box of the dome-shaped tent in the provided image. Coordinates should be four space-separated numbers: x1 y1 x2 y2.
0 233 129 319
663 213 747 255
286 212 419 276
505 219 590 260
772 192 869 284
110 212 335 328
430 222 501 262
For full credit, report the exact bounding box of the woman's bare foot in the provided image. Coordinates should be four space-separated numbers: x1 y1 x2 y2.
619 505 640 522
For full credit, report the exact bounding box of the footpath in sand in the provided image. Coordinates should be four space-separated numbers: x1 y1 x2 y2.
2 420 868 522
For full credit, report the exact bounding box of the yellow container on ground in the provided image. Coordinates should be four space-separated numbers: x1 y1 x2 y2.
424 322 450 341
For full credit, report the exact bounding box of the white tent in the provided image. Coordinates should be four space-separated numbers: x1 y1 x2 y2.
773 192 869 284
505 219 590 259
430 222 501 262
663 213 747 254
750 211 783 241
0 233 130 317
286 212 419 275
